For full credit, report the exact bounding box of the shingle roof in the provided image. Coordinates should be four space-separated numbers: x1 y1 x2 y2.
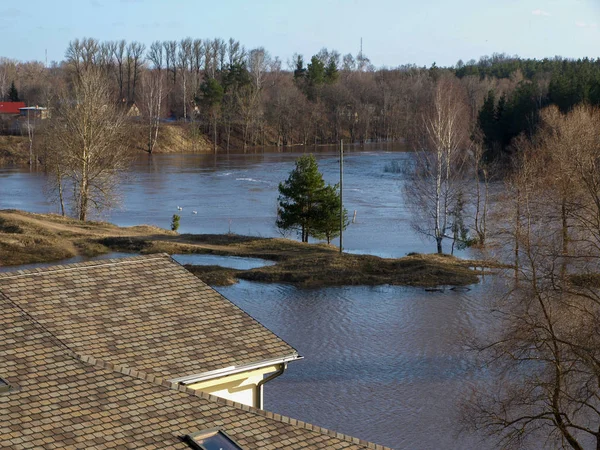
0 294 392 449
0 254 297 379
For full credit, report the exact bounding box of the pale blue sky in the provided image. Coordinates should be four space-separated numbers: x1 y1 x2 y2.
1 0 598 67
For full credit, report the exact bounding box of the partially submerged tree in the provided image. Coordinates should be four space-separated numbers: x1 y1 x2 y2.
403 75 471 253
277 154 347 243
44 68 131 221
465 105 600 450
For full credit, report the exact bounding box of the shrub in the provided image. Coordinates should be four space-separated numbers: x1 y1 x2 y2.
171 214 180 232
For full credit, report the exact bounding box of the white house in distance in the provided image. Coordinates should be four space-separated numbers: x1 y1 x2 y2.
19 105 50 120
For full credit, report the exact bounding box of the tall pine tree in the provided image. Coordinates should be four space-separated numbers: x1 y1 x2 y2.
277 155 347 243
8 82 19 102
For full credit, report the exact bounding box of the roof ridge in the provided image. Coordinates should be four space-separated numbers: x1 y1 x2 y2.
0 253 170 279
78 353 392 450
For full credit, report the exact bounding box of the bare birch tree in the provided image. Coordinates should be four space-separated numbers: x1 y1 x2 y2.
178 38 192 119
139 70 166 154
403 75 471 253
44 68 131 221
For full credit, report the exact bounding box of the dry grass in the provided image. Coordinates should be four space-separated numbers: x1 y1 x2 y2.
184 265 240 286
233 252 480 288
569 273 600 288
0 209 493 288
0 123 212 170
125 123 212 154
0 135 29 165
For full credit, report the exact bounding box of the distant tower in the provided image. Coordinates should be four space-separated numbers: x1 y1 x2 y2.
45 49 48 68
360 38 363 55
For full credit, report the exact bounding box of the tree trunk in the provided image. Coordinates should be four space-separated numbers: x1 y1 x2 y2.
213 113 218 153
56 165 65 217
515 188 521 280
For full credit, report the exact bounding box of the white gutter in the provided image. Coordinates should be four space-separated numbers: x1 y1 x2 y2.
169 354 302 385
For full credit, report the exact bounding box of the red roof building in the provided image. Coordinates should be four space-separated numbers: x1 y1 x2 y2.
0 101 26 115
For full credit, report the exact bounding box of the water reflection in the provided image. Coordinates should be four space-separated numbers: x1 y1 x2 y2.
172 253 275 269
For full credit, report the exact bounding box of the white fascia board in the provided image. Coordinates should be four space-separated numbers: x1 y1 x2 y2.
169 354 302 385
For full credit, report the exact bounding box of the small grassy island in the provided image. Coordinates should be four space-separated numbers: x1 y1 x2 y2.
0 210 495 288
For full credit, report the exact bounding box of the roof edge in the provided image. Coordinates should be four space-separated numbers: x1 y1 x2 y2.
169 354 302 385
77 353 392 450
0 253 171 279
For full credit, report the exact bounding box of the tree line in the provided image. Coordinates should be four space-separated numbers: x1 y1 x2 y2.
2 41 599 153
394 64 600 445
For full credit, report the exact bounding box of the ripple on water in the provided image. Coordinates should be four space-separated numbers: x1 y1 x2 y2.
216 280 498 449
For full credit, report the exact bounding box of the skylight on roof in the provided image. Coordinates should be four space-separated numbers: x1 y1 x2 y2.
184 429 244 450
0 378 12 394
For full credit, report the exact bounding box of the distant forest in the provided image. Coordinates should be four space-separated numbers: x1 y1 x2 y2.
1 38 599 159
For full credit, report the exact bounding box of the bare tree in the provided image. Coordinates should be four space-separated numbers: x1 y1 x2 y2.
403 75 471 253
465 105 600 450
65 38 99 78
125 41 145 102
191 39 204 96
139 70 166 154
178 38 192 119
469 129 493 246
112 40 126 100
22 110 35 166
164 40 178 85
147 41 164 72
44 68 131 221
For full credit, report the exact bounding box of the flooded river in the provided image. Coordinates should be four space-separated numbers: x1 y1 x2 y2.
0 146 499 448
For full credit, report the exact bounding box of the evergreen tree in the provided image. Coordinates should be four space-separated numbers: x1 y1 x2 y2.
277 155 347 243
199 78 224 107
293 55 306 82
311 184 348 244
8 82 19 102
307 56 325 87
324 58 339 84
478 90 496 159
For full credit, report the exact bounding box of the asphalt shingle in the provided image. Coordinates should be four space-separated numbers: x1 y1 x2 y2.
0 254 393 449
0 254 297 379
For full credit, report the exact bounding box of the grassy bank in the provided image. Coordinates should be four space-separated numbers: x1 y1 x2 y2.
0 123 213 167
125 122 212 154
0 210 494 288
0 136 29 165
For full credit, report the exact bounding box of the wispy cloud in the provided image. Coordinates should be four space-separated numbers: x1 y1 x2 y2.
575 21 598 28
0 8 25 18
90 0 103 7
532 9 551 17
139 22 160 29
